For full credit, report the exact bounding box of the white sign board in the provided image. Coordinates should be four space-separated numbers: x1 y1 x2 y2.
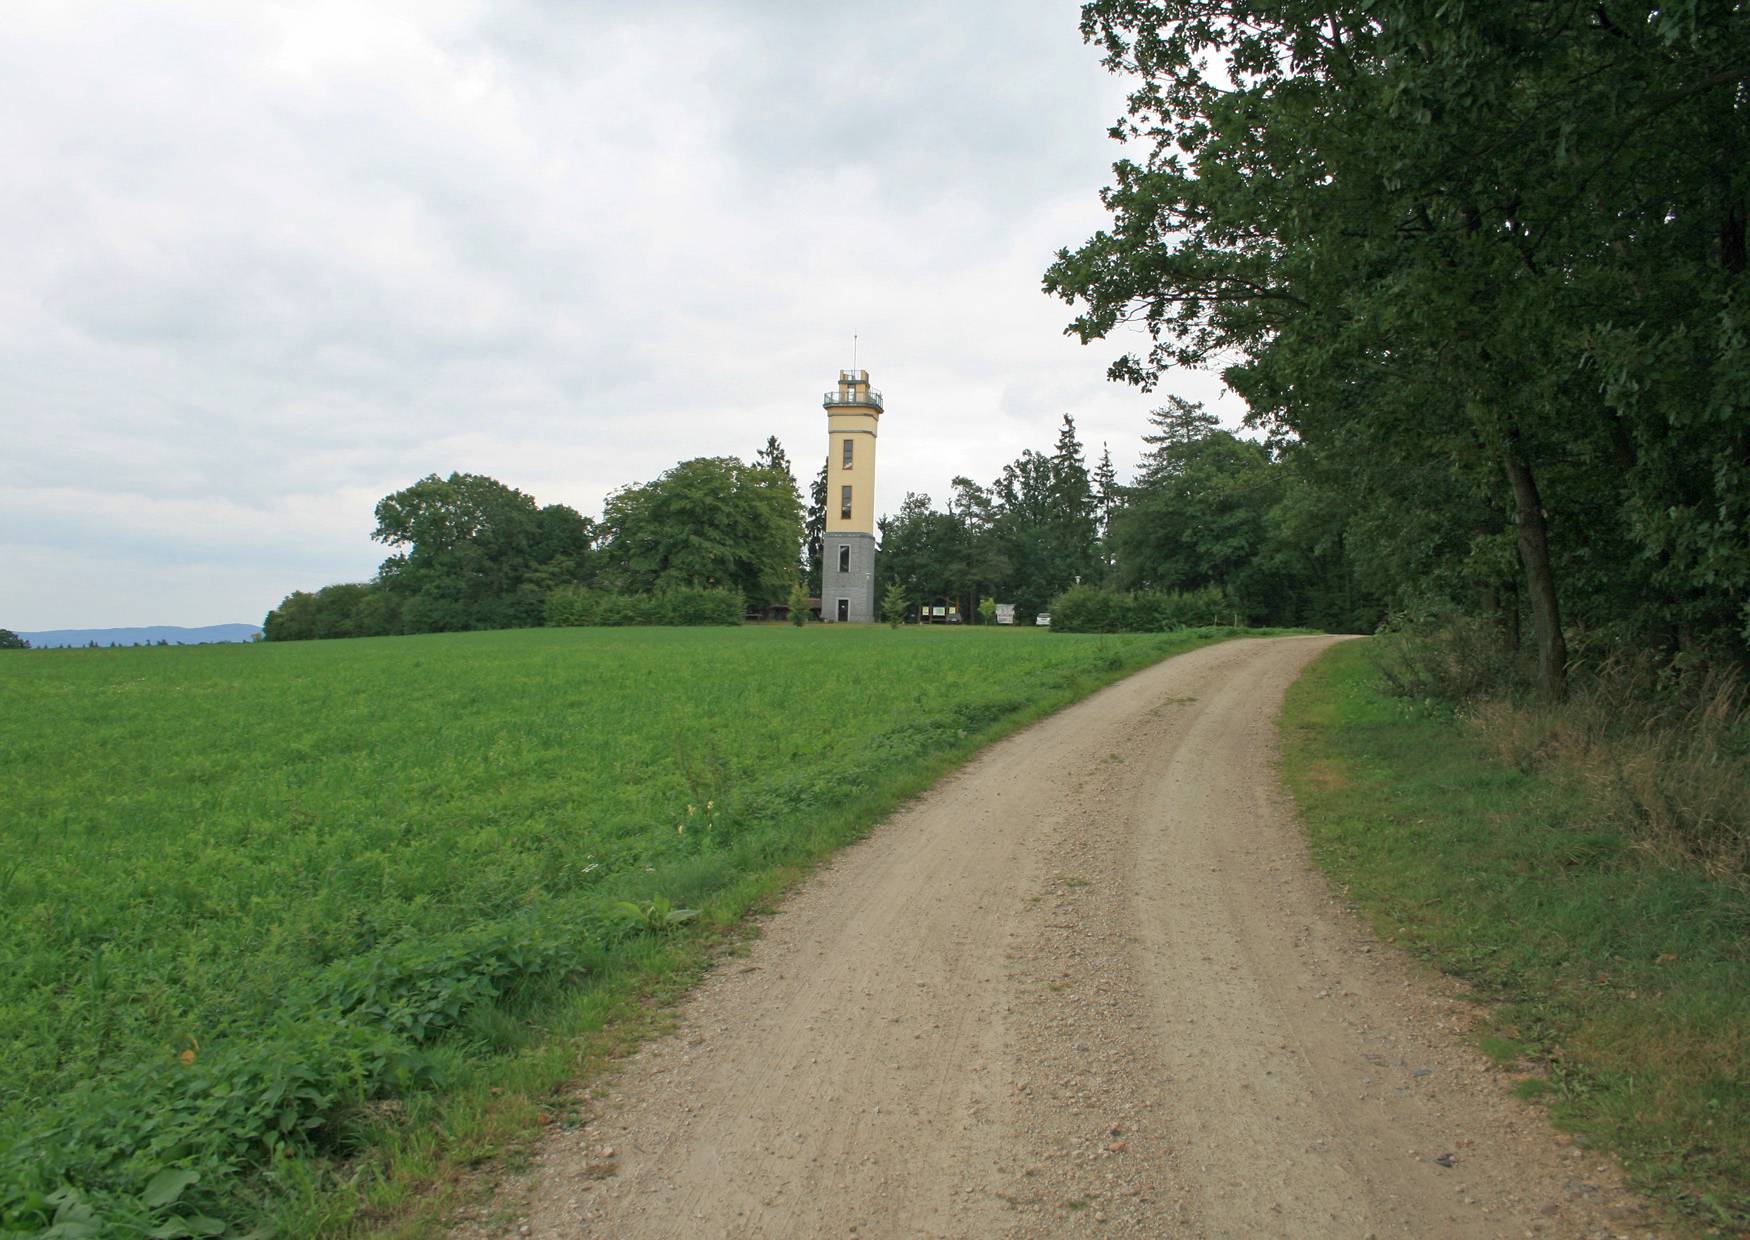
995 603 1016 626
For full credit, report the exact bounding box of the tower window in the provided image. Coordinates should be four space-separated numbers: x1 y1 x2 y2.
842 438 854 469
840 485 852 519
838 544 850 573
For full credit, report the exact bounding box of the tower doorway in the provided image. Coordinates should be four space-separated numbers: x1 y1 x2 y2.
836 598 849 623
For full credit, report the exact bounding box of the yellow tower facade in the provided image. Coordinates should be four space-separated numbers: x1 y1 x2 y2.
822 369 881 623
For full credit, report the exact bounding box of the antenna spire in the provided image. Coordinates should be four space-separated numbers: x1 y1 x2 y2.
852 333 858 373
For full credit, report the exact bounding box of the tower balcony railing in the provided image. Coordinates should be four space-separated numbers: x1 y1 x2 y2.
823 387 884 411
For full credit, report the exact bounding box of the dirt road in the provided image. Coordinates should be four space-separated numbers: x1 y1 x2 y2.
476 636 1646 1238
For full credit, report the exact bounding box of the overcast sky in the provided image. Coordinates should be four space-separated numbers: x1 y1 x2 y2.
2 0 1231 630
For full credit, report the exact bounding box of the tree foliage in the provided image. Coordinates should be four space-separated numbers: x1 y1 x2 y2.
368 472 595 634
805 459 827 597
883 580 910 628
597 456 802 607
266 439 811 642
543 585 742 627
1045 0 1750 694
263 583 404 643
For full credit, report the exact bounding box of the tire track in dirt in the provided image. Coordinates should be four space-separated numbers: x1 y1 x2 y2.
460 636 1650 1239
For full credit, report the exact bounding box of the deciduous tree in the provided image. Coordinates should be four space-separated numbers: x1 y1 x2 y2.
1047 1 1750 692
598 457 800 607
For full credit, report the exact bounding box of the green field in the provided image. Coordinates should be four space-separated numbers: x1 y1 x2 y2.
0 624 1244 1235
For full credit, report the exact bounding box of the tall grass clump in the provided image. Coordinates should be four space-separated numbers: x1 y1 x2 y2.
1475 650 1749 877
1371 607 1750 878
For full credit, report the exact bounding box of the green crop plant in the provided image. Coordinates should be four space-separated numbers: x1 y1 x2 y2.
0 623 1278 1233
613 896 700 933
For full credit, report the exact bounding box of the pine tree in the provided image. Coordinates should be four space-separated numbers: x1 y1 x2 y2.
1051 413 1094 509
881 579 909 628
1094 442 1120 583
754 435 806 593
754 435 794 482
805 460 827 595
1138 397 1220 484
1093 443 1118 540
1048 414 1100 589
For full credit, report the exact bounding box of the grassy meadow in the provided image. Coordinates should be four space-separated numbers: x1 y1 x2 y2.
0 623 1248 1235
1281 641 1750 1234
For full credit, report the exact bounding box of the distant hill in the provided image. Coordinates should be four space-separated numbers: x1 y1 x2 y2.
16 624 262 649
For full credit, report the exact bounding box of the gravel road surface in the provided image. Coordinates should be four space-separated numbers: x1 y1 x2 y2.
465 635 1648 1239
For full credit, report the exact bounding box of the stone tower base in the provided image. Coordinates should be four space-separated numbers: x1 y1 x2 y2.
823 531 877 623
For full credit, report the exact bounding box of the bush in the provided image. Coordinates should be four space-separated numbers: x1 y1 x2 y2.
544 586 742 628
1048 584 1236 633
1368 602 1524 705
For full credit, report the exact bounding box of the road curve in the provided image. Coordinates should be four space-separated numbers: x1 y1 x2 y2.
469 636 1644 1239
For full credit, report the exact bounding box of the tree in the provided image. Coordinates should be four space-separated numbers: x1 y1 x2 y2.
754 437 803 552
1048 414 1102 588
264 582 406 641
371 472 594 632
1113 427 1280 611
983 427 1101 619
1046 2 1750 692
788 580 810 627
264 473 594 640
0 629 28 650
1137 398 1220 486
805 460 828 596
598 456 801 607
883 580 909 628
1093 444 1119 542
756 434 807 590
990 450 1061 617
877 492 962 612
754 435 795 483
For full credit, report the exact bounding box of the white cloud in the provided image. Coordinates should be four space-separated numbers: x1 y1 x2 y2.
1 0 1231 628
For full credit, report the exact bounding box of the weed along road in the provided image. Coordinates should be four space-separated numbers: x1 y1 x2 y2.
478 636 1641 1239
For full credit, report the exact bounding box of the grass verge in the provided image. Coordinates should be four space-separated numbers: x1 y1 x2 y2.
1280 640 1750 1235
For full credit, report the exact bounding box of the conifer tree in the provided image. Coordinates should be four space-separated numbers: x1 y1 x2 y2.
1094 443 1120 582
805 460 827 595
1138 398 1220 484
755 435 805 585
1093 443 1118 540
753 435 794 484
1048 414 1101 589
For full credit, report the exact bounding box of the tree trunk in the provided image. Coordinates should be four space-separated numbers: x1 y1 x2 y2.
1480 579 1521 654
1502 446 1566 700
